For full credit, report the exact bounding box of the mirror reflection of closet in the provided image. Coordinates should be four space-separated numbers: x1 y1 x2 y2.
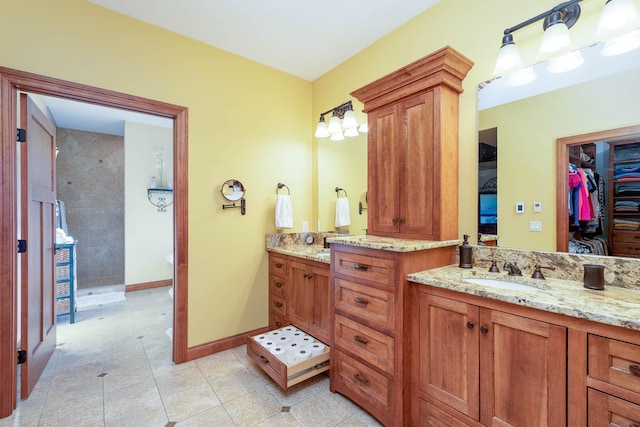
568 143 609 255
478 127 497 236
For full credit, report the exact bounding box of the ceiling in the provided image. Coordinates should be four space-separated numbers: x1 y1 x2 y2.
42 0 440 136
86 0 439 82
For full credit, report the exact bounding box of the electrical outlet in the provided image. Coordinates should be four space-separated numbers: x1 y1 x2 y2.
530 221 542 232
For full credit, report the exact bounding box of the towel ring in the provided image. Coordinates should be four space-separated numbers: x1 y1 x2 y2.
276 183 290 195
335 187 348 198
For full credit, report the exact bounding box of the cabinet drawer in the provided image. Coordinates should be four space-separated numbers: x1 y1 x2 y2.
269 312 286 329
269 276 286 298
334 278 395 331
269 255 287 275
333 349 394 421
270 294 286 317
334 314 394 374
334 251 395 286
247 327 330 390
419 399 473 427
588 388 640 425
613 231 640 244
589 334 640 394
612 242 640 257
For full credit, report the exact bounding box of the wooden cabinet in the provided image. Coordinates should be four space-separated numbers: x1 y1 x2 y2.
351 46 473 241
288 259 331 344
331 243 456 427
587 334 640 425
416 291 567 426
609 140 640 258
268 253 288 329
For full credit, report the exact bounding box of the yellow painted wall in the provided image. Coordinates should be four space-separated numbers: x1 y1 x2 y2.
0 0 312 346
124 122 174 286
481 69 640 249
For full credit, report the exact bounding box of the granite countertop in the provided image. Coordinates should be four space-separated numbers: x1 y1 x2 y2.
267 245 331 264
408 265 640 331
326 235 461 252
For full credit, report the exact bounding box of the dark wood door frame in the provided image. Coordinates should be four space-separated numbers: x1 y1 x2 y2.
0 67 189 418
555 125 640 252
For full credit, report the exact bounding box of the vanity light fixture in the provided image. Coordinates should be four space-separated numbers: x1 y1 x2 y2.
314 100 367 140
493 0 640 81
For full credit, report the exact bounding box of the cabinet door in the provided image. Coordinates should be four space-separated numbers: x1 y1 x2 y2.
368 103 401 235
306 264 331 344
479 309 567 427
288 260 309 329
418 293 480 420
400 91 437 238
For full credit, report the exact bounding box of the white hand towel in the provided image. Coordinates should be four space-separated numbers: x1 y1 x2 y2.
275 195 293 229
335 197 351 227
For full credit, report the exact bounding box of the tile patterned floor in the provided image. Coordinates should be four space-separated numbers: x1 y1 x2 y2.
1 286 382 427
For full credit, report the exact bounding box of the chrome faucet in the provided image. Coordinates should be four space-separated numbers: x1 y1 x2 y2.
503 261 522 276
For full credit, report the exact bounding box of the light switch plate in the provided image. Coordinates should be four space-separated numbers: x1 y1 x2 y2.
516 202 525 214
533 202 542 213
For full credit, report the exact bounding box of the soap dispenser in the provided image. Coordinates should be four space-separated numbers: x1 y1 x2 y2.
459 234 473 268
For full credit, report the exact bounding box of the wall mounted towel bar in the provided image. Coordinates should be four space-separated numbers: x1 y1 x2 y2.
335 187 348 198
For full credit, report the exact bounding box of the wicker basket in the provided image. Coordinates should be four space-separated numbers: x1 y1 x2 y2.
55 247 70 262
56 298 70 315
55 265 70 281
55 281 70 298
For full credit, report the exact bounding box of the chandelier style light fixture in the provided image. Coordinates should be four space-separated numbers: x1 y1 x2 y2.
493 0 640 86
314 100 368 141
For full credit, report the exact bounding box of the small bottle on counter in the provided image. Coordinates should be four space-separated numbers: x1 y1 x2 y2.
459 234 473 268
150 176 157 189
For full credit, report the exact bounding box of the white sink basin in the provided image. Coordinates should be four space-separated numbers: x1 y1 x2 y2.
464 278 542 292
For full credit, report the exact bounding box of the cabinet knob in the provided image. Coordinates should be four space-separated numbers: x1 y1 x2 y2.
399 218 405 224
273 301 283 308
274 282 284 288
275 321 282 327
354 263 369 271
466 322 475 330
480 326 489 334
354 373 369 385
392 217 398 224
630 364 640 376
354 335 369 345
354 297 369 305
275 263 283 268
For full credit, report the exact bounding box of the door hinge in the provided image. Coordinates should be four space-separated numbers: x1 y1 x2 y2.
17 240 27 253
17 128 26 143
17 349 26 365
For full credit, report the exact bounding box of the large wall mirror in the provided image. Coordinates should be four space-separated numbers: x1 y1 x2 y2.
478 41 640 252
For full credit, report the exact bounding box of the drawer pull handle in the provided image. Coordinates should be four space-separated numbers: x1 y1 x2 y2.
274 282 284 288
275 263 283 268
354 263 369 271
354 297 369 305
354 373 369 385
480 326 489 334
259 355 270 365
466 322 475 330
630 364 640 376
354 335 368 345
273 301 283 308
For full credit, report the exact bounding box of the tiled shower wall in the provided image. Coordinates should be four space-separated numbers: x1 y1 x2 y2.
56 128 124 289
